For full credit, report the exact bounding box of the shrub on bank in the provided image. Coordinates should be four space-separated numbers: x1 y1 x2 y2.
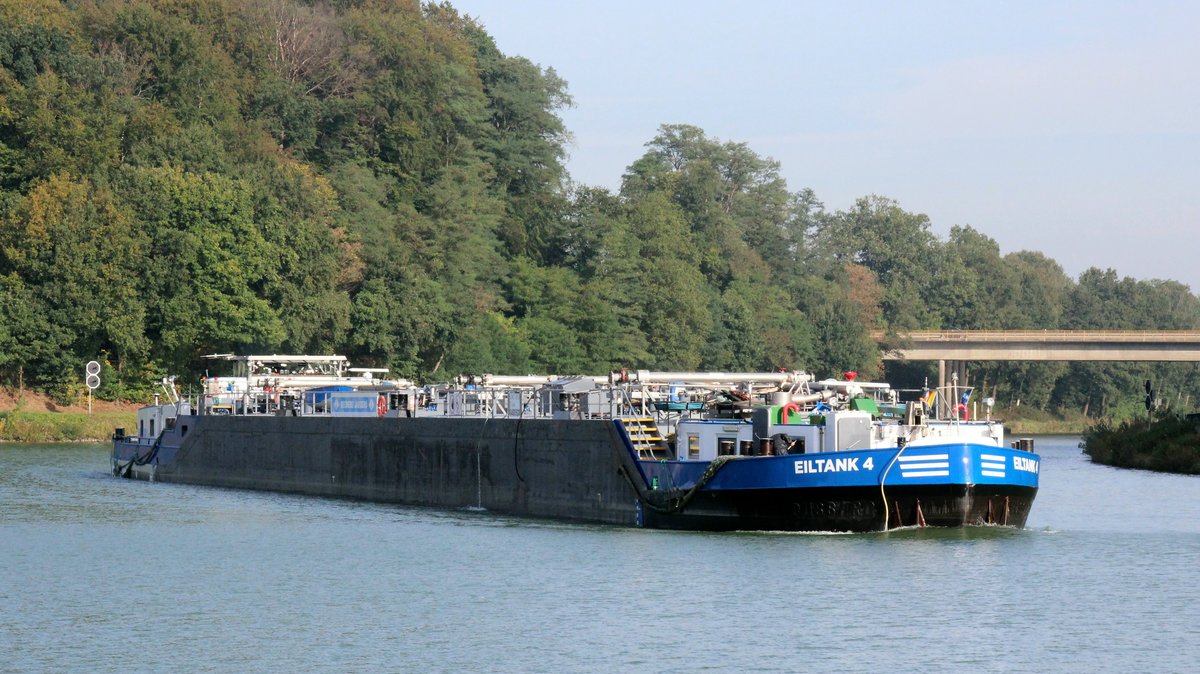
1082 414 1200 475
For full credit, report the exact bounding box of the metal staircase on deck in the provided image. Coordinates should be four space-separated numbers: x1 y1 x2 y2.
620 417 672 460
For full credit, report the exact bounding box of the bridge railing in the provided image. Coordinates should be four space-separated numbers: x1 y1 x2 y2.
876 330 1200 343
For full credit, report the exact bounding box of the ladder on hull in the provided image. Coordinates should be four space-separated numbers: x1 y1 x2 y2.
620 417 672 460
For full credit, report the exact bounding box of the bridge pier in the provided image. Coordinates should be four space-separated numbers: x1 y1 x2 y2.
933 360 973 417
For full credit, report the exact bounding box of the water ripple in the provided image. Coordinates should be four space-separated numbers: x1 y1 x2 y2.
1 438 1197 672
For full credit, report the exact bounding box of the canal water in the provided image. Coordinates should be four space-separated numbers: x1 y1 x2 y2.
1 436 1197 672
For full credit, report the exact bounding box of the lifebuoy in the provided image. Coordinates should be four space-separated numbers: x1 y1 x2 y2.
954 403 969 421
377 394 387 417
780 402 802 424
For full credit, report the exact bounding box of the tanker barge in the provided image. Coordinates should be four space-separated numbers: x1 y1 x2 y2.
112 355 1039 532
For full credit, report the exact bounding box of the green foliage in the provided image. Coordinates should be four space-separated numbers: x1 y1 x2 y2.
601 192 712 369
813 195 942 331
116 164 287 369
455 11 571 262
940 225 1019 329
83 2 239 124
1006 251 1071 328
0 273 73 388
0 0 1197 418
799 277 881 378
0 2 79 87
0 175 147 388
441 311 531 375
1083 413 1200 475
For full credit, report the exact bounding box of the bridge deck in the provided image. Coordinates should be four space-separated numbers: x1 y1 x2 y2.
880 330 1200 362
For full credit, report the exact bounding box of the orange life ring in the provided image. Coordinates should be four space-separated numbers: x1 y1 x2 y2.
954 403 969 421
780 402 802 424
377 394 387 417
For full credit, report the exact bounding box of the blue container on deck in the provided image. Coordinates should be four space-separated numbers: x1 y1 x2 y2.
304 386 354 413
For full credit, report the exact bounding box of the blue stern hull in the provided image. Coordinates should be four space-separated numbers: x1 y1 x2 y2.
637 444 1039 531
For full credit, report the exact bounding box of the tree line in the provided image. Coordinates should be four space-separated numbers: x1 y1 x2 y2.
2 0 1198 417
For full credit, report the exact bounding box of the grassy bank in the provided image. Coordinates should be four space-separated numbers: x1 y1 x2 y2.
1081 414 1200 475
992 406 1092 435
0 410 135 443
1 387 139 443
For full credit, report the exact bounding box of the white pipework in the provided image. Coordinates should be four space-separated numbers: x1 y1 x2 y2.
625 371 813 386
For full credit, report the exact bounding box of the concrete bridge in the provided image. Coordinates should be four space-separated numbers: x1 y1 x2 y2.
879 331 1200 394
881 330 1200 362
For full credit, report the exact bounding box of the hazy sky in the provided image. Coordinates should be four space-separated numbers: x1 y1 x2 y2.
451 1 1200 292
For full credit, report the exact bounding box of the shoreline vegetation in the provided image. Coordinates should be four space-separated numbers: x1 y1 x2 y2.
995 406 1094 436
1082 414 1200 476
0 389 136 443
1 2 1198 429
